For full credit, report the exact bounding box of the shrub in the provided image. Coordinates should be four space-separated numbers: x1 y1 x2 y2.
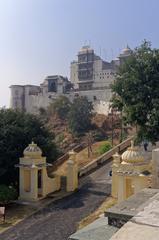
98 141 112 155
68 96 93 135
92 129 107 141
48 96 71 120
0 185 18 205
0 109 58 185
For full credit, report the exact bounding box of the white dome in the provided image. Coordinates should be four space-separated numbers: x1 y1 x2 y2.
121 141 144 164
24 142 42 158
120 46 132 57
78 46 94 54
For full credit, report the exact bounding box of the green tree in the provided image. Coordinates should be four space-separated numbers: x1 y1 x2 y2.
0 185 18 205
48 96 71 120
68 96 93 135
112 40 159 143
98 141 112 155
0 109 58 185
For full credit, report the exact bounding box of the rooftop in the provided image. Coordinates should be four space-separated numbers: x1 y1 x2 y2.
105 188 159 220
69 216 118 240
110 190 159 240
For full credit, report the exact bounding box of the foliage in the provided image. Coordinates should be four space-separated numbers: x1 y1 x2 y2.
68 96 93 135
97 141 112 155
0 185 18 205
0 109 58 185
48 96 71 120
111 40 159 143
55 133 65 144
92 129 107 141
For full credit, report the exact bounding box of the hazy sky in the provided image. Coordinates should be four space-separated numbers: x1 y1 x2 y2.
0 0 159 107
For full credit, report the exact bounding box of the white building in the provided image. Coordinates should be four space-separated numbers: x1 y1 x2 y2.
70 46 118 91
10 75 70 114
10 46 132 115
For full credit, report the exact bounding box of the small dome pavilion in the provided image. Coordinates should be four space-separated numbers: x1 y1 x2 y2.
17 142 60 201
112 141 152 203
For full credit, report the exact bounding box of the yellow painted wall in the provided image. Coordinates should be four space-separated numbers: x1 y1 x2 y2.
24 169 31 192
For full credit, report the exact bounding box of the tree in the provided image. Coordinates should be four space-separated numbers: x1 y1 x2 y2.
98 141 112 155
48 96 71 120
111 40 159 143
0 185 17 205
0 109 58 185
68 96 93 135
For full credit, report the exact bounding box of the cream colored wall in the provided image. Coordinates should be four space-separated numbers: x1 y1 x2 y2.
42 168 61 196
133 176 148 194
24 169 31 192
152 148 159 188
111 173 118 198
19 148 61 201
66 160 78 192
117 175 126 203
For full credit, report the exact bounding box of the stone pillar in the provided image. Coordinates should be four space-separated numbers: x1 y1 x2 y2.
118 175 126 203
152 148 159 188
30 166 38 200
66 160 78 192
41 167 47 197
19 167 25 198
133 176 148 194
112 153 120 198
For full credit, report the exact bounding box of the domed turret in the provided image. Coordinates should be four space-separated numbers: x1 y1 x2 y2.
121 141 144 164
23 141 42 158
119 45 132 57
78 45 94 54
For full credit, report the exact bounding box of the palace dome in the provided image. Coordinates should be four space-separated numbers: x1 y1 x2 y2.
121 141 144 164
78 46 94 54
23 142 42 158
120 46 132 57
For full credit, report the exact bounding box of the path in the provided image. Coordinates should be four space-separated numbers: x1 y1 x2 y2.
0 161 112 240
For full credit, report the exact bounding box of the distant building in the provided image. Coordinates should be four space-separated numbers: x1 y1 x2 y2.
10 46 132 115
10 75 70 114
70 46 131 112
70 45 118 91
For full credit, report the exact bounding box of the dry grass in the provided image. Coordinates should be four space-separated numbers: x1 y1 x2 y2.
77 197 117 230
55 141 108 176
0 204 36 233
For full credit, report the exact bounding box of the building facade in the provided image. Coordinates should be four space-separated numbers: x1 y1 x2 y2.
10 46 132 115
10 75 70 114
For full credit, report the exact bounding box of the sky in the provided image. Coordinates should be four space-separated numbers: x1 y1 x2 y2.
0 0 159 107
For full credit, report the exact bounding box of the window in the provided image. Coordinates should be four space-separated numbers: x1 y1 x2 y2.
15 90 19 96
93 96 97 100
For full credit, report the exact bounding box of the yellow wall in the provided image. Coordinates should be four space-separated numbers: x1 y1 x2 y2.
24 169 31 192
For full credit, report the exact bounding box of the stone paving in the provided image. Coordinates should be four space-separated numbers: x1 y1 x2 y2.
0 161 112 240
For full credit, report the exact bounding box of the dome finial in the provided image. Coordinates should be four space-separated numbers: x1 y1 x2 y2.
23 141 42 158
131 140 134 148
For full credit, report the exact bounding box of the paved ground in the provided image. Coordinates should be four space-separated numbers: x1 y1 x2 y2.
0 161 112 240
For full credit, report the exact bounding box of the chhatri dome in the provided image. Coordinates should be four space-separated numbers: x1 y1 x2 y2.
119 45 132 57
23 141 42 158
111 140 151 203
78 45 94 54
121 141 144 164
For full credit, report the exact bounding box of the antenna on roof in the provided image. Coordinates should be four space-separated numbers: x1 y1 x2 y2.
99 46 101 57
103 48 107 60
111 48 114 60
84 40 87 46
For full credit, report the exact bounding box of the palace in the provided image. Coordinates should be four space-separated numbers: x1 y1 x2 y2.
10 46 132 115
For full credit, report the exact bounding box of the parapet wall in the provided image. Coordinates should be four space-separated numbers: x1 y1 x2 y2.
78 137 134 177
